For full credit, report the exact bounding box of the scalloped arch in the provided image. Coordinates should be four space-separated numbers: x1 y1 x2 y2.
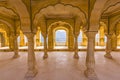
0 23 10 36
34 4 86 27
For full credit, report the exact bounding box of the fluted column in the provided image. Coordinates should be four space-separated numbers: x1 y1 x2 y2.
25 33 38 78
43 36 48 59
74 35 79 59
104 34 112 59
84 32 97 79
13 35 20 58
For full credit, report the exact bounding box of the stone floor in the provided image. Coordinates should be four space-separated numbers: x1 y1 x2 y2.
0 51 120 80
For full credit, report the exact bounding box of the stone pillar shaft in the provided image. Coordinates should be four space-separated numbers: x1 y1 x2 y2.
43 36 48 59
1 34 5 47
74 35 79 59
82 32 87 46
85 32 97 79
9 34 14 50
13 35 19 58
20 35 25 46
36 31 40 46
104 34 112 59
111 34 117 50
86 32 95 69
106 35 111 51
25 33 37 78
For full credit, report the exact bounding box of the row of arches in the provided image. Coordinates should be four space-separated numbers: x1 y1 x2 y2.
1 22 120 50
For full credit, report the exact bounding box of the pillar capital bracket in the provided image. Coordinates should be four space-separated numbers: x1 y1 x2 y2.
105 34 112 39
86 31 97 38
24 32 35 39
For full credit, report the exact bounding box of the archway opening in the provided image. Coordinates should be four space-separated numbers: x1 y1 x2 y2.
48 21 74 50
54 29 68 49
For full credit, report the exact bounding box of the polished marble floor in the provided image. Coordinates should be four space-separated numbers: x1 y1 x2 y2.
0 51 120 80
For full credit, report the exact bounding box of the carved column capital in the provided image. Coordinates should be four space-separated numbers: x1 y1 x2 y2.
24 33 35 39
86 31 97 39
105 34 112 39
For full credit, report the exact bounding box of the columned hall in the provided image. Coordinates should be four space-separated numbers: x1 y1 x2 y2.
0 0 120 80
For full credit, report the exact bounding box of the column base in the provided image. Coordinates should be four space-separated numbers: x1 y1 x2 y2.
104 53 112 59
84 69 98 80
12 54 20 59
74 52 79 59
25 68 38 79
43 53 48 59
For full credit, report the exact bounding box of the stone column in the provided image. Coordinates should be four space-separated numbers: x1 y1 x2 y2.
48 30 53 50
69 31 74 50
104 34 112 59
1 34 5 47
82 33 87 46
13 35 20 58
0 34 1 47
84 32 97 79
117 35 120 46
9 33 14 50
111 34 117 50
36 30 40 46
99 37 104 46
4 33 9 46
74 35 79 59
20 31 25 47
99 32 105 46
25 33 38 78
43 36 48 59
